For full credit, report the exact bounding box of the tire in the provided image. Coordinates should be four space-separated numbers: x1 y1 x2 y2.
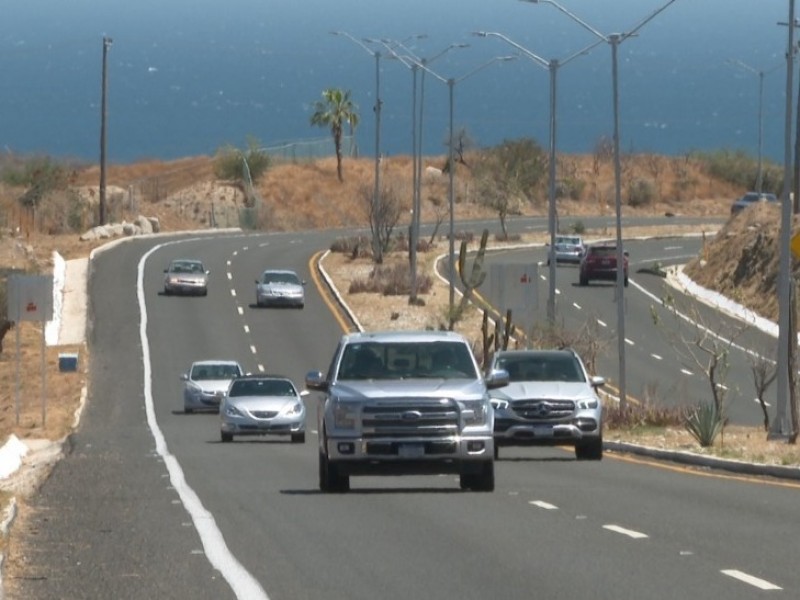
185 407 194 415
624 276 629 287
291 431 305 444
460 461 495 492
319 450 349 492
221 431 233 443
493 444 499 460
579 273 588 286
575 438 603 461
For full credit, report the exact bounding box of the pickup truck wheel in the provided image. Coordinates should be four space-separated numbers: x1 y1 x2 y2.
319 451 349 492
460 461 494 492
493 445 499 460
575 438 603 460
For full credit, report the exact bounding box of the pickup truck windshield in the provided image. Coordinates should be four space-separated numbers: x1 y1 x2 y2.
338 341 478 380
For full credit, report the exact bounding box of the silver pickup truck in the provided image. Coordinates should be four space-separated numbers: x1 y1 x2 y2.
305 330 508 492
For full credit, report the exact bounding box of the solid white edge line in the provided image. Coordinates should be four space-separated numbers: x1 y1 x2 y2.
602 524 649 539
140 241 269 600
721 569 782 590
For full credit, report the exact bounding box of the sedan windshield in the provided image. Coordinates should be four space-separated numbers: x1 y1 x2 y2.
228 379 296 397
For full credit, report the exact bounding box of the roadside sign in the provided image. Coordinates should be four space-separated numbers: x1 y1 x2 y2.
792 232 800 260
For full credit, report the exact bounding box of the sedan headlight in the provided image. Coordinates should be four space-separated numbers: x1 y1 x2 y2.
282 402 303 416
224 404 244 417
460 399 488 426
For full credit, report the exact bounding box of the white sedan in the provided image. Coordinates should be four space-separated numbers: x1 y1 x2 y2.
220 375 306 443
181 360 244 413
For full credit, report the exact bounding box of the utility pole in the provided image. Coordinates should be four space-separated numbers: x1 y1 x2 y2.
99 35 112 226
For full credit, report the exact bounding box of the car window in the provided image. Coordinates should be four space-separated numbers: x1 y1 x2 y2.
263 272 300 284
496 355 585 383
589 246 616 257
229 379 295 397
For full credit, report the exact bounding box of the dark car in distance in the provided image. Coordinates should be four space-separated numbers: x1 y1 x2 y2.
579 243 628 287
730 192 778 216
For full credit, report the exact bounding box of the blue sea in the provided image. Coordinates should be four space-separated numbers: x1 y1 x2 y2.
0 0 794 164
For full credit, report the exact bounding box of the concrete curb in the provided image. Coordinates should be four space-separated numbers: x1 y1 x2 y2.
605 441 800 480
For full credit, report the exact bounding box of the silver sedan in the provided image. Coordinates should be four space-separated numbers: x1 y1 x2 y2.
163 259 209 296
182 360 244 413
255 269 305 308
220 375 306 443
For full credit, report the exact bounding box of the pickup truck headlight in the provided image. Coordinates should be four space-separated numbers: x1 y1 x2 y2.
460 399 488 426
332 399 357 429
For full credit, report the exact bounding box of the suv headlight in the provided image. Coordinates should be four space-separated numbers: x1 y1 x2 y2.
577 398 599 410
490 398 509 411
460 399 488 426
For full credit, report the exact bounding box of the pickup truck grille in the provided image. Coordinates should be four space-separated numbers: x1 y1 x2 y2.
511 399 575 421
362 399 459 438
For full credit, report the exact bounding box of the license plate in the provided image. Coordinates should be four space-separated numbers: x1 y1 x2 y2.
534 425 553 436
398 443 424 458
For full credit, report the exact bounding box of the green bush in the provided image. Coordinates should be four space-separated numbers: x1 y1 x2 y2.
683 402 725 447
627 179 655 208
555 178 586 200
692 149 783 195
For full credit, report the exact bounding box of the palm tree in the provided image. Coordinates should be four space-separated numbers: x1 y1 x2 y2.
310 88 359 182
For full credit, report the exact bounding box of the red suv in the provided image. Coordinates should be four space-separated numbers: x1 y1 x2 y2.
579 243 629 287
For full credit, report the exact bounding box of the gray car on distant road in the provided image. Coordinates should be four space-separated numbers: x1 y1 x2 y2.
255 268 305 308
163 259 209 296
547 235 586 265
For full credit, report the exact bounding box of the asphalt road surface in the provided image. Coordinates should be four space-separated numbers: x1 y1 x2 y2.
9 220 799 600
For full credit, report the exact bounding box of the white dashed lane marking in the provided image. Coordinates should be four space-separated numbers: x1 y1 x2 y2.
651 353 663 360
250 345 257 354
602 525 648 539
237 306 244 316
721 570 781 590
529 500 558 510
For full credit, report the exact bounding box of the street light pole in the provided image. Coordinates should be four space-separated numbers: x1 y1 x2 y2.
412 55 518 325
331 31 383 261
522 0 679 410
472 32 602 325
772 0 796 438
727 59 781 193
380 40 467 304
99 35 112 226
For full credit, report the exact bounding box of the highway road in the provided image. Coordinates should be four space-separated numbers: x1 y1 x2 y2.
9 219 800 600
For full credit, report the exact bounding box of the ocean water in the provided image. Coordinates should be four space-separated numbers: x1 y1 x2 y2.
0 0 793 164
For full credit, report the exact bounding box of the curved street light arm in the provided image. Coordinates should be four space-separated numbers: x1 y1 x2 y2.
519 0 607 41
454 54 517 85
330 31 379 56
473 31 548 69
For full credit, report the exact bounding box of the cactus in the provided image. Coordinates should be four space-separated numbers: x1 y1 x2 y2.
450 229 489 329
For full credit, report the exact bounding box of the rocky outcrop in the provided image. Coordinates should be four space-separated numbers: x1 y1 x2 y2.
79 216 161 242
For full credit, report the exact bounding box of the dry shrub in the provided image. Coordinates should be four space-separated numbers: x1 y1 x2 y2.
348 262 433 296
604 402 685 430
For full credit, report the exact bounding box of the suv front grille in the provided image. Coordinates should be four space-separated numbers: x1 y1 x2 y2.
512 399 575 421
362 399 459 438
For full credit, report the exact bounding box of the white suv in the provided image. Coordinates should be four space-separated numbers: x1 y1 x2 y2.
488 349 605 460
